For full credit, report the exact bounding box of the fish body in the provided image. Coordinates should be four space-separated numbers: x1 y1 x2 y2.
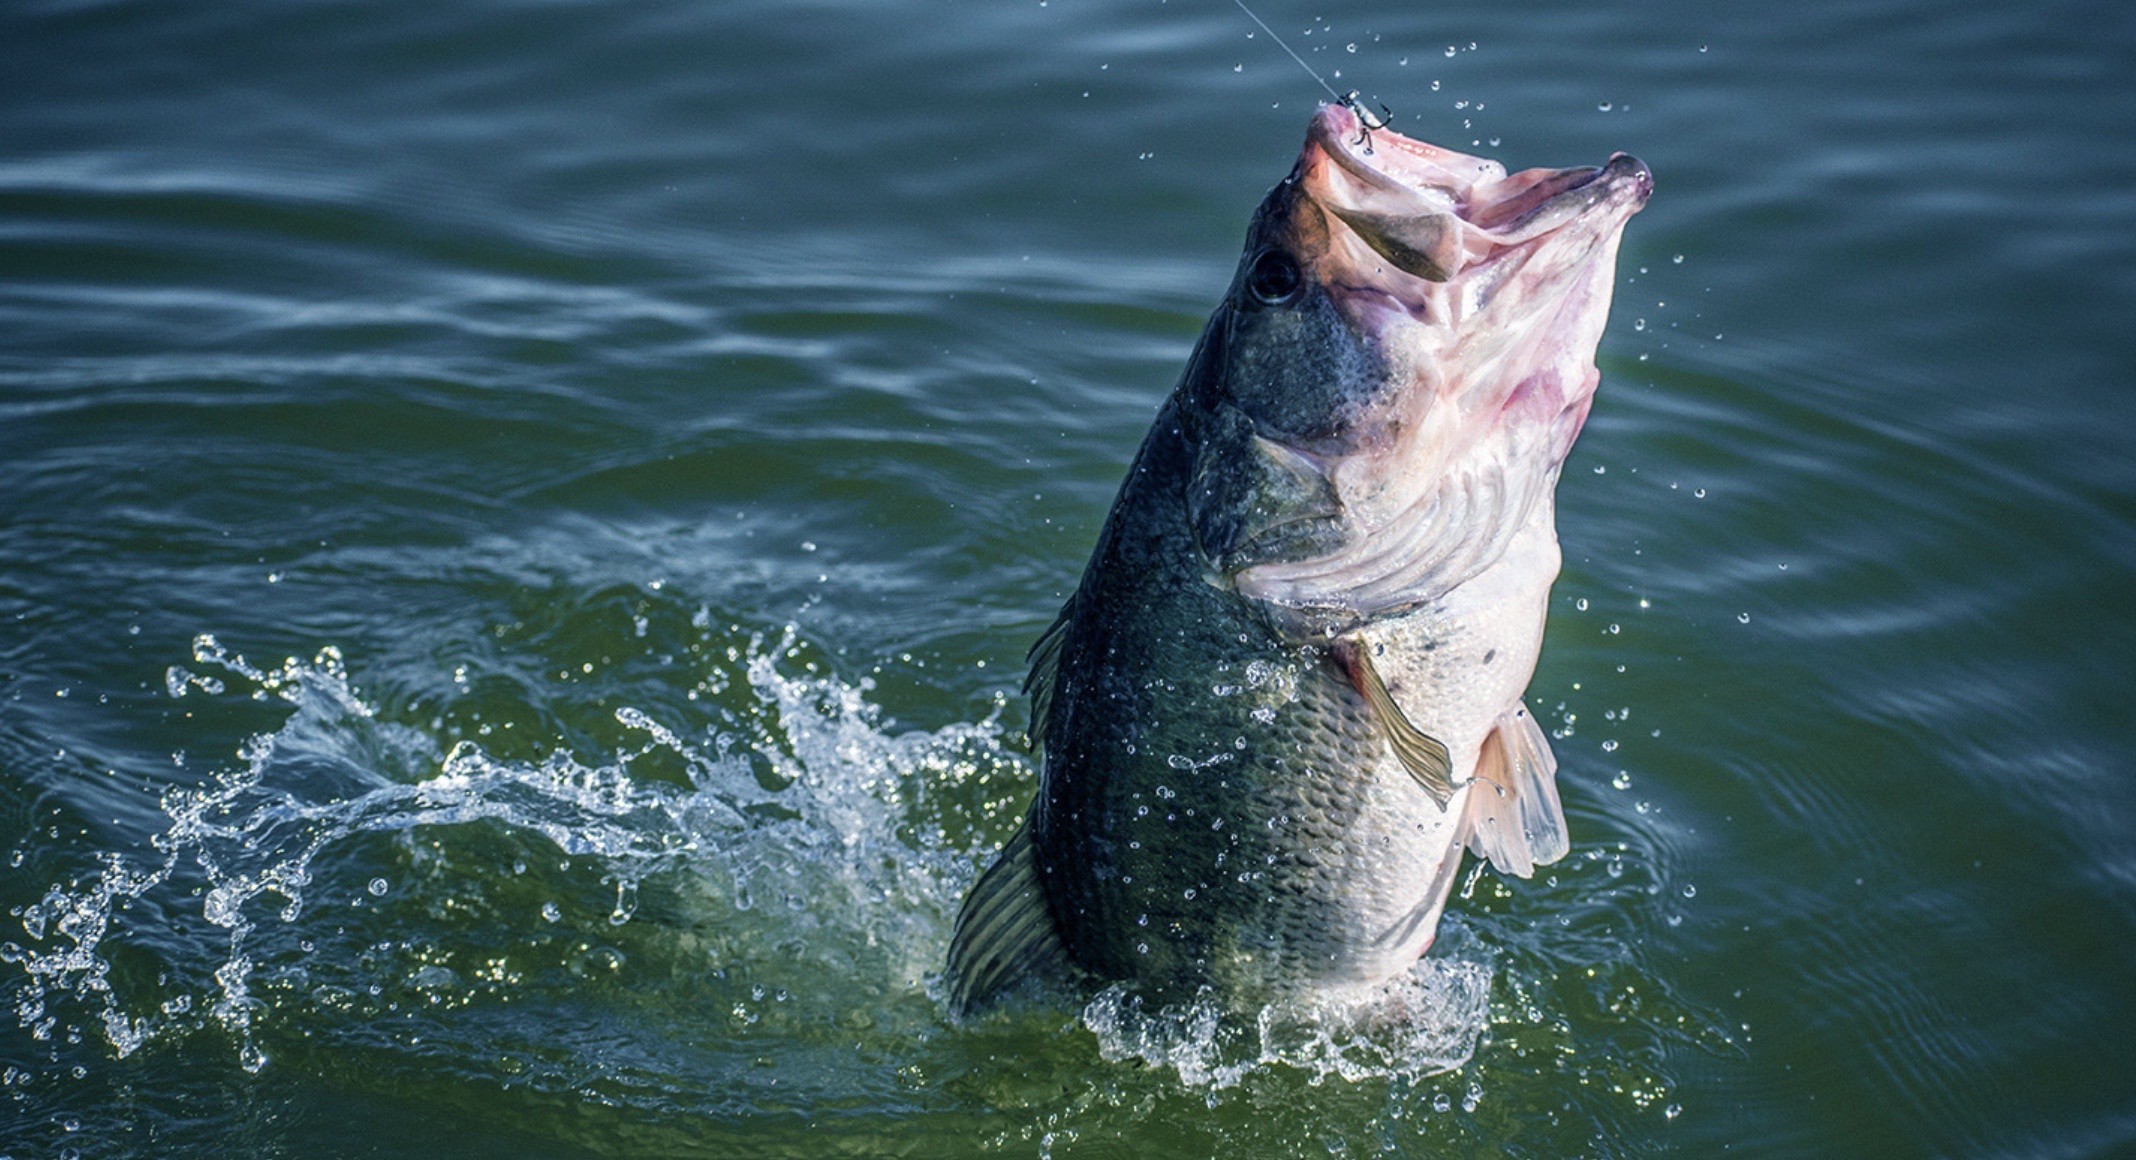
949 105 1649 1010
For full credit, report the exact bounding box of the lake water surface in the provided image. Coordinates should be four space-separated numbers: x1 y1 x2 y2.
4 0 2134 1155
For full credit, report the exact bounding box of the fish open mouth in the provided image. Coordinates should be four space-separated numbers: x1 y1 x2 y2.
1300 103 1650 276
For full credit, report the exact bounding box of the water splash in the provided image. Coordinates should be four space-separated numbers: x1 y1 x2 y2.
3 626 1008 1073
1080 931 1493 1089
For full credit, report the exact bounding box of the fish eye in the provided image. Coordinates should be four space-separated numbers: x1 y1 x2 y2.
1245 250 1304 306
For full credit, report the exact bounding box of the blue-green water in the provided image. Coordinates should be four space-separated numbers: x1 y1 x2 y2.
4 0 2133 1155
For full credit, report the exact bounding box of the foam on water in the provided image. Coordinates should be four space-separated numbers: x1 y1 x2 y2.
4 622 1498 1093
1078 930 1494 1090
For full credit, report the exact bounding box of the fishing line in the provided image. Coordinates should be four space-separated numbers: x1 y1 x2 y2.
1230 0 1342 103
1229 0 1395 147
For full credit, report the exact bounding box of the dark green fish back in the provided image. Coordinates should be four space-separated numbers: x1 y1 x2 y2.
1023 402 1390 999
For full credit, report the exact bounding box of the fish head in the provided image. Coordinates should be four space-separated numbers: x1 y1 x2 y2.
1186 103 1650 623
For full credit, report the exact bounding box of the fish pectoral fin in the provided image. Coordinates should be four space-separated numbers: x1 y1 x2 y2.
945 815 1069 1014
1460 701 1569 878
1335 637 1455 809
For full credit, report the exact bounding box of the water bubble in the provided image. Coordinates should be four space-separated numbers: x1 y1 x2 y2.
1737 612 1752 624
366 878 389 897
540 901 561 923
608 879 639 926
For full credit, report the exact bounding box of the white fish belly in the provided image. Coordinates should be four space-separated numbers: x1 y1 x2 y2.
1309 516 1561 984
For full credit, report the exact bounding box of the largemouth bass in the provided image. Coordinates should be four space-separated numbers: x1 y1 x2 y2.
949 103 1650 1011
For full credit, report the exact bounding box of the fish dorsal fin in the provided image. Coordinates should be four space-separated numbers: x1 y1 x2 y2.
1334 637 1455 808
1022 601 1074 752
1460 700 1569 877
945 816 1069 1013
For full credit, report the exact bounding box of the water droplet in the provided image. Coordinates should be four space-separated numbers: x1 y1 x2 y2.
1737 612 1751 624
367 878 389 897
540 901 561 923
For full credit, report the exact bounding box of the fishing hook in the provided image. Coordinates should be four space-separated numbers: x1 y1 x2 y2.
1341 90 1394 150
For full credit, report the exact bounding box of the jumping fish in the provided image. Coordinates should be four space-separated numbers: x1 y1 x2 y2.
949 103 1650 1010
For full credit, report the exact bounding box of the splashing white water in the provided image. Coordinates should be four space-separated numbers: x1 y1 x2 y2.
3 627 1004 1073
1079 931 1493 1089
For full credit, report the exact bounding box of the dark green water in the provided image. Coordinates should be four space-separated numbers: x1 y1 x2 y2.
4 0 2132 1155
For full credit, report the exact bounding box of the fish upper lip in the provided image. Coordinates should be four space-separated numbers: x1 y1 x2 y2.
1465 165 1604 231
1306 104 1651 239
